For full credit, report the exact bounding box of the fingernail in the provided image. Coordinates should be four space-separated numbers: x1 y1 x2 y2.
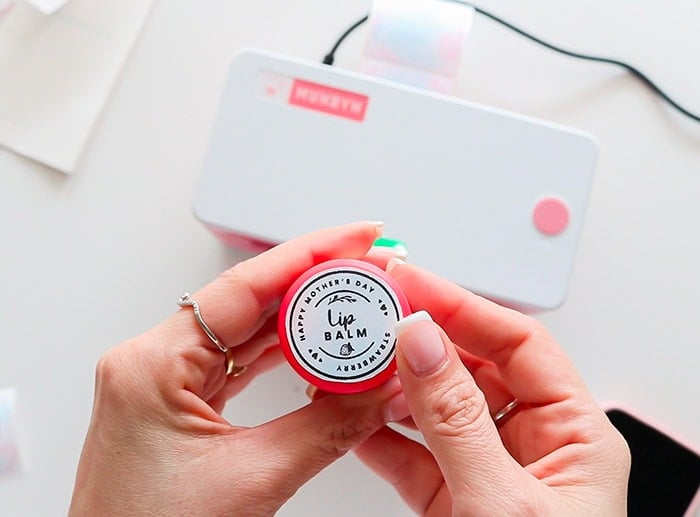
395 310 433 335
386 257 406 273
369 245 408 260
305 384 317 400
383 392 410 423
395 311 447 376
369 221 385 237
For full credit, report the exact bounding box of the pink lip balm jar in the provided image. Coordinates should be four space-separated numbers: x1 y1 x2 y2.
278 259 411 394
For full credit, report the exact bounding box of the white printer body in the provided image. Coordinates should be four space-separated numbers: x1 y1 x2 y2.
194 49 598 311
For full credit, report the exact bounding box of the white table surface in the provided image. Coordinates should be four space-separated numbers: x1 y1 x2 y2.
1 1 699 515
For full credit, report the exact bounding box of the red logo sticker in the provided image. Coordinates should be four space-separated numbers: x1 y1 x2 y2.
289 79 369 121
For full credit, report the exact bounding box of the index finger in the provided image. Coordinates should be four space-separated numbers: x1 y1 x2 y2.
155 222 383 388
192 221 384 343
387 261 589 405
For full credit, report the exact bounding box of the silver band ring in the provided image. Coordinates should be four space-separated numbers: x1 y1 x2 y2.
493 399 520 427
177 292 247 377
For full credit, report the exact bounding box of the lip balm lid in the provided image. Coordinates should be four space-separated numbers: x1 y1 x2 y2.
278 259 411 394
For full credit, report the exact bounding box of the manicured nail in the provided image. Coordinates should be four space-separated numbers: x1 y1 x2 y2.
369 221 385 237
395 311 447 376
395 310 432 335
383 392 410 423
305 384 317 400
369 245 408 260
386 257 406 273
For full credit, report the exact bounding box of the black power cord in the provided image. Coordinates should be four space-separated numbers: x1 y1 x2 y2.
323 14 369 66
322 2 700 124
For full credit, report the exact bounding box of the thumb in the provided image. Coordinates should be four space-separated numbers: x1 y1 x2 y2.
394 311 527 511
247 376 409 503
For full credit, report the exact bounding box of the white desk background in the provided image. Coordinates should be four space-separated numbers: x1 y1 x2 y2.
1 1 698 515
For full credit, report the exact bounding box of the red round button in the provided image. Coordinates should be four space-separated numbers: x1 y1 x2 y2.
533 197 570 236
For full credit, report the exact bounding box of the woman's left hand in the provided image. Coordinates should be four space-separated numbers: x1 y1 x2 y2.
70 222 409 516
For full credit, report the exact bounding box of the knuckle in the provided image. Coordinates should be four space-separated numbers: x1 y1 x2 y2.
509 495 546 517
594 409 632 470
94 343 143 405
222 263 249 293
522 316 549 342
224 262 255 293
95 348 120 387
430 378 489 438
221 263 264 313
611 427 632 473
325 416 379 457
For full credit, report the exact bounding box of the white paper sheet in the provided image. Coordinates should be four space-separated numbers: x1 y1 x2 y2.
0 388 20 477
24 0 71 15
0 0 155 173
362 0 473 93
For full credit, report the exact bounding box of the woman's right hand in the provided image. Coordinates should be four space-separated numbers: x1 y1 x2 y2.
355 260 631 516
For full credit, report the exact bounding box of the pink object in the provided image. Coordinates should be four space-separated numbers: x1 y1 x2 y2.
533 196 570 236
0 388 20 477
207 226 276 254
0 1 15 18
278 259 411 394
288 79 369 122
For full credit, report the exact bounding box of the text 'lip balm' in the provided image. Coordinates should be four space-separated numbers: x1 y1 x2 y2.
278 259 411 394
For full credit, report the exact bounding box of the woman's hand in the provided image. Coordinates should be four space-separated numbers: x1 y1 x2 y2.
355 261 631 516
70 222 410 517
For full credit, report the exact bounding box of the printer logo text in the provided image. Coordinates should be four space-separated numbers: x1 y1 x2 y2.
289 79 369 121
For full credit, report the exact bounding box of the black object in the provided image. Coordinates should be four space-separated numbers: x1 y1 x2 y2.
323 1 700 124
606 408 700 516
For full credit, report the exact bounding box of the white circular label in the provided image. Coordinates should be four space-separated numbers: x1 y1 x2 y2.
285 267 403 383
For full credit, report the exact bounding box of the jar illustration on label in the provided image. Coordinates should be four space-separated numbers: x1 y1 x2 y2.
278 259 411 394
